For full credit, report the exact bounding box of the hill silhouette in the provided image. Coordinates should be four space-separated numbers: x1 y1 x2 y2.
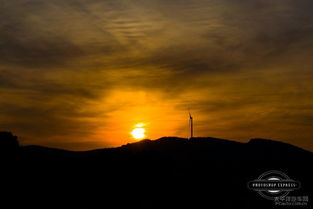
1 132 312 208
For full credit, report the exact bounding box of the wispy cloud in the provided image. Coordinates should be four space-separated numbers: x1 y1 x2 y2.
0 0 312 150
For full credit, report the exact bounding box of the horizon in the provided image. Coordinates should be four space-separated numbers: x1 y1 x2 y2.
1 0 313 152
8 132 312 153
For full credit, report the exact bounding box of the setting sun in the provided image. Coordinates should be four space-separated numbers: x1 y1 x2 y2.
131 123 146 140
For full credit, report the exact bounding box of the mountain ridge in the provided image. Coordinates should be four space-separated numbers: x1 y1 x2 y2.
16 136 312 154
1 132 312 209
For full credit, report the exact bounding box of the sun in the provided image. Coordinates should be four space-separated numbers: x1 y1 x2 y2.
131 123 146 140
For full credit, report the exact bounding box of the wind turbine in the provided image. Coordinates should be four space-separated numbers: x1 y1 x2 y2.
189 111 193 139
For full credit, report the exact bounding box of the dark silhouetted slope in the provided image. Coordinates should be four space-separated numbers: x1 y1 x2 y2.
1 133 312 209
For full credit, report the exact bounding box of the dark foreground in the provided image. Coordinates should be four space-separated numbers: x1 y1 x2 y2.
1 132 312 208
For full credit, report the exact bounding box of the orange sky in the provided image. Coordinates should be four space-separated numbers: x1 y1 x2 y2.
0 0 313 151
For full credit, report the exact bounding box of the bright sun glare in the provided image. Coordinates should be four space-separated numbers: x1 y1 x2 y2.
131 123 146 140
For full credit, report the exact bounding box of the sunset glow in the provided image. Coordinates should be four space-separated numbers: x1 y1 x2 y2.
1 0 312 151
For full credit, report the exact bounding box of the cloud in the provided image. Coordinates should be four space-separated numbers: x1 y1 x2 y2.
0 0 312 150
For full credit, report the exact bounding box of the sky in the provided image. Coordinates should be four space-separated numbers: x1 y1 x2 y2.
0 0 313 151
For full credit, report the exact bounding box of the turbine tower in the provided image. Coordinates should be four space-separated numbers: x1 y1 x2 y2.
189 111 193 139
